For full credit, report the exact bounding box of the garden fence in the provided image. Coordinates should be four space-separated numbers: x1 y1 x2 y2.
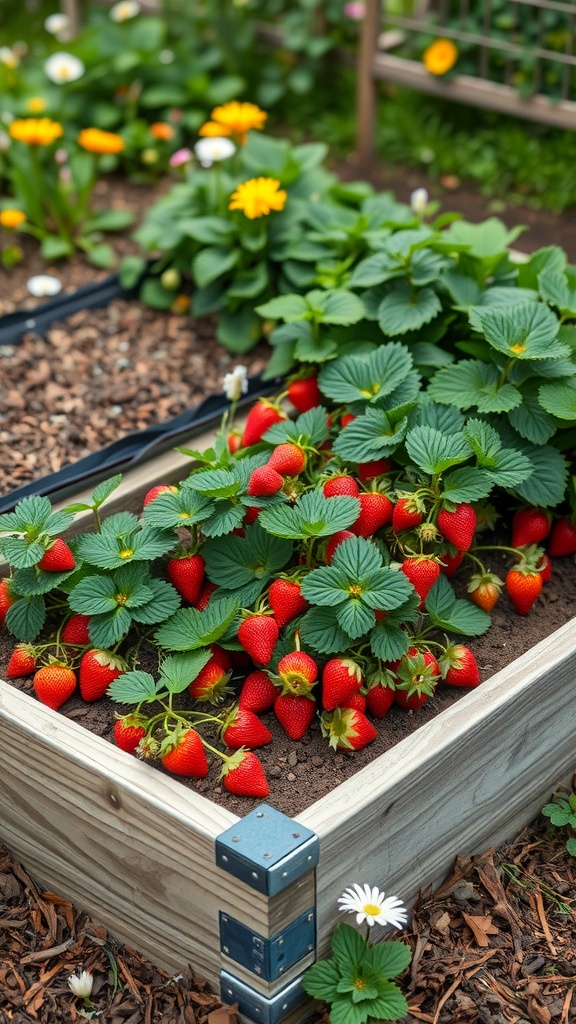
357 0 576 160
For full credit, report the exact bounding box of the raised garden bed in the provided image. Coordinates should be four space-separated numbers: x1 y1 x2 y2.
1 415 575 1024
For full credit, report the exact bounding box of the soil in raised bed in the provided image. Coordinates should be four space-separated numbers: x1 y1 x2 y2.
2 545 575 820
1 810 575 1023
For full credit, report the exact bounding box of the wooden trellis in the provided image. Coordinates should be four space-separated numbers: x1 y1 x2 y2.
357 0 576 161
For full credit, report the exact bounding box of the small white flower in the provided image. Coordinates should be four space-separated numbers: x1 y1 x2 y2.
110 0 141 21
27 275 63 298
44 52 85 84
338 883 408 929
410 187 429 216
223 365 249 402
0 130 10 151
0 46 19 69
44 13 72 37
158 49 175 64
1 112 14 126
68 970 93 998
194 136 236 168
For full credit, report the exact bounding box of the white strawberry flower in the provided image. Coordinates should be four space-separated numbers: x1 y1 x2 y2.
410 187 429 216
194 136 236 168
0 47 19 69
338 882 408 929
44 13 72 38
223 365 249 402
110 0 141 21
68 970 93 998
27 275 63 297
44 52 84 84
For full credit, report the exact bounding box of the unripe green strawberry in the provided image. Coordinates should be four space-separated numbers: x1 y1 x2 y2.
268 578 309 628
241 400 286 447
276 651 318 695
38 538 76 572
505 567 542 615
79 649 124 702
33 663 77 710
221 706 272 749
437 503 477 552
321 707 377 751
221 750 270 797
239 670 278 713
238 614 279 665
287 376 322 413
439 644 480 687
323 475 359 498
322 658 363 711
167 553 205 604
161 729 208 777
114 716 147 754
247 466 284 496
268 443 307 476
6 644 37 678
274 693 316 739
61 614 91 645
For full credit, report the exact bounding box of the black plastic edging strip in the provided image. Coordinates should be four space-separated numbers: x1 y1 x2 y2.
0 374 280 513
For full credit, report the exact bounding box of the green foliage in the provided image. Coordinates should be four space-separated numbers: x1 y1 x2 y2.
542 785 576 859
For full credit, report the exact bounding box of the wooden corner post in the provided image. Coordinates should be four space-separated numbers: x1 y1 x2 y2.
356 0 381 165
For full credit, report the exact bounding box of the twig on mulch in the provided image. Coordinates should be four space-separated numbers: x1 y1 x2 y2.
0 844 237 1024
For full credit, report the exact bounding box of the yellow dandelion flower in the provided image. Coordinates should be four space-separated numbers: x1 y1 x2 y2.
26 97 47 114
201 101 267 145
9 117 63 146
228 177 287 219
78 127 125 155
149 121 174 141
0 208 26 229
422 38 458 76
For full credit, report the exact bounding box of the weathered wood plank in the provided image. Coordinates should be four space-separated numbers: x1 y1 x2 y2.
0 682 313 984
298 616 576 955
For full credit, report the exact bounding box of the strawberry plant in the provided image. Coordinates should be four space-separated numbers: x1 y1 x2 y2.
542 779 576 859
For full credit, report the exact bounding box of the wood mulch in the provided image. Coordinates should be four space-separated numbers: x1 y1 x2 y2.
2 801 575 1024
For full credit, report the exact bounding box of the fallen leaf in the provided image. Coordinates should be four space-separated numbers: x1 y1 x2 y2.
462 912 499 947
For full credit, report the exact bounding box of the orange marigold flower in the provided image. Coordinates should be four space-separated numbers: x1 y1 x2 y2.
78 127 125 155
201 101 267 145
0 208 26 229
228 177 287 219
9 117 63 146
26 97 47 114
171 293 190 315
149 121 174 141
422 38 458 76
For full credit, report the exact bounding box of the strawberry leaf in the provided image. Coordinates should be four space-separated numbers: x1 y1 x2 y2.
203 523 293 588
201 503 246 538
370 620 410 661
68 574 119 615
129 578 181 624
440 467 493 503
425 575 491 636
259 492 359 540
405 426 472 475
336 599 375 639
469 302 567 361
299 606 349 654
142 489 214 528
429 361 523 414
0 495 53 533
377 280 442 335
5 594 45 642
11 565 78 596
319 342 414 406
107 670 162 705
0 537 45 569
333 409 409 463
89 607 132 647
159 650 212 694
154 596 240 650
188 468 240 498
367 940 413 979
263 406 329 447
91 474 123 507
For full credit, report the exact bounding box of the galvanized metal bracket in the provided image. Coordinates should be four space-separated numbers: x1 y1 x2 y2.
220 907 315 982
220 970 306 1024
215 804 319 895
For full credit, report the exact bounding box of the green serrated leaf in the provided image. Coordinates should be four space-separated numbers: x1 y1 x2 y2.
425 576 491 636
333 410 409 463
159 650 212 694
508 394 557 444
154 597 239 651
429 361 523 414
336 599 376 639
299 606 350 654
319 343 414 406
259 492 359 540
203 523 293 587
539 381 576 421
142 490 214 528
405 426 472 475
107 670 160 705
469 302 567 361
440 467 493 503
188 468 240 498
0 537 46 569
92 474 123 507
89 607 132 647
129 578 181 625
378 280 442 336
370 620 410 661
5 594 46 641
11 565 77 596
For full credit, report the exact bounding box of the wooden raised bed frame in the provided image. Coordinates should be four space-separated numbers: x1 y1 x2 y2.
1 423 575 1024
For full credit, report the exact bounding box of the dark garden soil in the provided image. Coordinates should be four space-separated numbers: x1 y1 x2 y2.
2 812 575 1023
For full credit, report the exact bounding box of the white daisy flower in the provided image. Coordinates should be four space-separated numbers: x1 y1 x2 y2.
27 275 63 298
0 47 19 69
338 883 408 929
223 364 249 402
110 0 141 22
67 969 93 998
44 52 85 84
44 13 72 38
410 187 429 216
194 136 236 168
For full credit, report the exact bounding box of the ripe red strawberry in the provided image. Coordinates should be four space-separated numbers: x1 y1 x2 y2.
143 484 177 506
467 572 503 612
38 538 76 572
244 506 260 526
167 553 205 604
0 579 14 625
511 507 551 549
341 413 356 428
351 492 393 538
437 503 477 552
238 614 279 664
325 530 356 564
401 557 441 608
506 567 542 615
161 729 208 777
6 644 37 678
440 549 465 576
321 707 378 751
274 693 316 739
392 497 423 534
228 432 242 454
439 644 480 688
247 466 284 496
537 553 552 583
114 716 146 754
340 691 367 713
61 614 91 645
195 580 218 609
287 376 322 413
33 663 76 710
189 645 232 702
277 650 318 695
221 706 272 749
323 475 359 498
366 682 395 718
221 750 270 797
268 443 306 476
268 578 309 628
393 648 439 711
241 399 286 447
322 658 363 711
357 459 393 482
549 517 576 557
79 649 124 702
239 670 278 713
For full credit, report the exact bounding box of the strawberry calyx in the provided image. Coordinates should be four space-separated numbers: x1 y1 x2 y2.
394 651 439 698
273 650 318 696
320 707 377 751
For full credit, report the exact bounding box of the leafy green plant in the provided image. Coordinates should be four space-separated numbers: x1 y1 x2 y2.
542 780 576 858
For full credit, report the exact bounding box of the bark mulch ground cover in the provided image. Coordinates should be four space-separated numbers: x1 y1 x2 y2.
1 808 575 1024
